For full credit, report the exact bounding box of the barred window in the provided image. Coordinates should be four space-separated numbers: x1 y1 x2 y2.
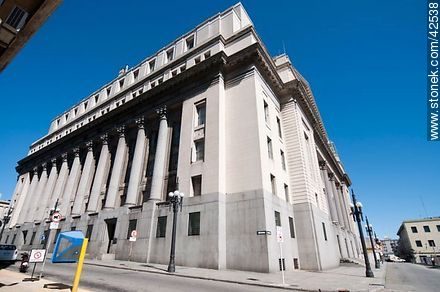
6 6 28 30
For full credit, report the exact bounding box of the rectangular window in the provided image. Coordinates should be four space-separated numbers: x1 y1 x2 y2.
278 258 285 271
192 175 202 196
437 225 440 232
149 59 156 72
195 102 206 126
424 225 431 232
186 36 195 50
428 240 436 247
30 232 36 245
194 140 205 162
280 150 286 170
277 117 282 138
411 226 418 233
274 211 281 227
5 6 28 30
284 184 289 203
293 258 299 269
166 48 174 62
416 240 423 247
127 219 137 239
264 100 270 124
85 225 93 239
156 216 167 238
271 174 277 196
322 222 328 241
188 212 200 236
267 137 273 159
289 217 295 238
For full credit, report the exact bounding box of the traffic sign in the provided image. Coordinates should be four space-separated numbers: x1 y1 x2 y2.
276 226 284 243
50 222 59 230
129 230 137 242
30 249 46 263
51 212 62 222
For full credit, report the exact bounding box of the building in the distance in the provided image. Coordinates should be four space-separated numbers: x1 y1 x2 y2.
0 0 61 71
2 3 361 272
397 217 440 265
0 200 11 221
382 236 398 256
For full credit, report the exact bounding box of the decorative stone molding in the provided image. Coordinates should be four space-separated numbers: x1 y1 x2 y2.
319 160 326 170
32 167 38 174
51 157 57 164
61 153 68 162
156 106 167 120
86 141 93 151
73 147 80 157
135 116 145 129
42 162 47 170
100 133 108 145
328 172 335 181
116 125 126 138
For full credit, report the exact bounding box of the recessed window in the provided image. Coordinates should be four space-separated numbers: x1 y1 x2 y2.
264 100 269 124
424 225 431 232
133 69 139 80
195 102 206 126
84 101 88 110
166 48 174 63
171 70 178 77
106 87 111 96
322 222 328 241
267 137 273 159
415 240 423 247
437 225 440 232
188 212 200 236
284 184 289 203
428 240 436 247
74 108 78 116
194 140 205 162
180 65 186 72
274 211 281 227
289 217 295 238
277 117 282 138
6 6 28 30
195 56 201 64
280 150 286 170
86 224 93 239
157 77 163 84
186 36 195 50
293 258 299 269
65 113 69 121
315 193 319 208
127 219 137 239
411 226 418 233
156 216 167 238
22 230 28 245
95 95 99 103
270 174 276 196
119 79 125 88
149 59 156 72
204 51 211 59
191 175 202 196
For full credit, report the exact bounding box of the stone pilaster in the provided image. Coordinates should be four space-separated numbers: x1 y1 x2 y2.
27 163 48 222
19 167 39 224
320 162 338 223
329 174 344 227
60 148 82 216
125 117 146 206
72 141 95 215
104 126 128 209
38 158 59 221
49 153 69 216
150 107 169 201
88 134 110 212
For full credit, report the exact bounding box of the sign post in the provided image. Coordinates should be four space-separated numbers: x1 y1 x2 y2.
72 238 88 292
29 249 46 280
39 199 61 280
276 226 285 286
128 230 137 261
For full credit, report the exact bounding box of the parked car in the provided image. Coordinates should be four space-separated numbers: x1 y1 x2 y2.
0 244 18 263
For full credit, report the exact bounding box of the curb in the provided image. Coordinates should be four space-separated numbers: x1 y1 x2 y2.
83 261 321 292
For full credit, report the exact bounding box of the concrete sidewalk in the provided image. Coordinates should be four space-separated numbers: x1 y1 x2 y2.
0 268 89 291
82 258 387 292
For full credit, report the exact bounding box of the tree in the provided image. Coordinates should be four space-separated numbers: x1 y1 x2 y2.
396 239 415 262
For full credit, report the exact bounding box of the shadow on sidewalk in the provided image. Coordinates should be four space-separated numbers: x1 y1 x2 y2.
0 282 19 287
43 283 72 290
0 262 14 270
139 264 168 272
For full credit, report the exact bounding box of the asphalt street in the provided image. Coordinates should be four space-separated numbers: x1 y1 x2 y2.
385 262 440 292
6 261 287 292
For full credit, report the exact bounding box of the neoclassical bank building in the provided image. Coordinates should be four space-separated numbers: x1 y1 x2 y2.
3 3 362 272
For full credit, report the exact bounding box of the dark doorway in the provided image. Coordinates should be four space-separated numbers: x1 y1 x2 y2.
105 218 117 254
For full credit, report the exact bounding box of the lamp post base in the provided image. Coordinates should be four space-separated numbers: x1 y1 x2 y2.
366 268 374 278
375 260 380 269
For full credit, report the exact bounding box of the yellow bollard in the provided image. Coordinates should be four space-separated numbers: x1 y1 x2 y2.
72 238 88 292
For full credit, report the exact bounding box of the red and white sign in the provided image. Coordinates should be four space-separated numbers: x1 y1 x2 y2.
29 249 46 263
276 226 284 243
51 212 62 222
49 221 59 230
129 230 137 242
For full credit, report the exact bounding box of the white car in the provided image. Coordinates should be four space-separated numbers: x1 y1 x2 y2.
0 244 18 262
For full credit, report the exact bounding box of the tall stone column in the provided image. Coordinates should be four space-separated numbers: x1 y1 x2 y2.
329 174 344 227
340 183 353 232
104 126 128 209
50 153 69 215
88 134 110 212
27 163 48 222
60 148 82 216
150 107 169 201
8 172 30 227
72 142 95 215
19 167 39 224
320 162 338 223
38 158 58 221
125 117 146 206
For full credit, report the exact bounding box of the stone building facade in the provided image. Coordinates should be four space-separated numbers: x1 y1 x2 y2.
2 3 360 272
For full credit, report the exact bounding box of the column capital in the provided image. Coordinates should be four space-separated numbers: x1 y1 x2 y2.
51 157 57 164
135 116 145 129
116 125 126 137
328 172 335 181
32 167 38 174
61 153 68 162
42 162 48 170
335 181 341 188
73 147 80 157
155 106 167 120
86 141 94 151
319 160 326 170
100 133 109 145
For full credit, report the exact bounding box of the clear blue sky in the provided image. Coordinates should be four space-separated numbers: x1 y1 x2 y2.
0 1 434 238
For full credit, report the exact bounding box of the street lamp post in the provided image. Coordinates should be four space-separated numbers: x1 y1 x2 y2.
365 216 380 269
0 203 13 242
167 190 184 273
350 189 374 278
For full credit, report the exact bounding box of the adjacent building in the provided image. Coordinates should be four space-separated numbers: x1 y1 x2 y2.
2 3 361 272
397 217 440 265
382 237 398 256
0 200 10 220
0 0 61 71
